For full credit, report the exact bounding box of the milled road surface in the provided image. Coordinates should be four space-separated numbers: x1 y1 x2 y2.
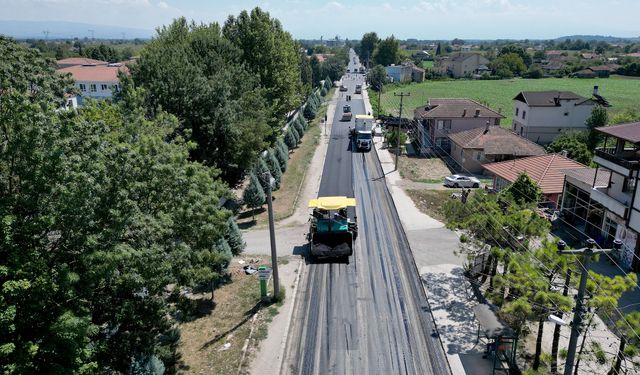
282 51 450 375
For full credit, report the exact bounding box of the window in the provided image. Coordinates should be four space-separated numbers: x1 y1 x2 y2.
79 83 86 92
101 84 108 91
515 108 519 116
436 120 451 130
90 84 97 92
112 84 119 92
522 110 526 119
520 127 523 136
475 151 482 161
564 112 569 116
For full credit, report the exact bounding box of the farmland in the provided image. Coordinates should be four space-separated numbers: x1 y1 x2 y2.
379 76 640 126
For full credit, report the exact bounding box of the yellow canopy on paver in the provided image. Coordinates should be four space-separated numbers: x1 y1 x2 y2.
308 196 356 210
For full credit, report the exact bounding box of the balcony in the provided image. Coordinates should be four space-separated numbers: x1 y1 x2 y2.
590 187 630 219
594 148 640 176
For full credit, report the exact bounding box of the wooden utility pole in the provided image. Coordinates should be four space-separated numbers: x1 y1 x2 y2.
393 92 410 171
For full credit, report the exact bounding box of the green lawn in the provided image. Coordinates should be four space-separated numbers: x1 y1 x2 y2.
421 61 434 69
380 76 640 127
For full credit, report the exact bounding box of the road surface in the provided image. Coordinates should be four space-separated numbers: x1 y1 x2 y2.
282 51 450 375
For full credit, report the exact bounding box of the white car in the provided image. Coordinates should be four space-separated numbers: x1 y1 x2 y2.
444 175 481 188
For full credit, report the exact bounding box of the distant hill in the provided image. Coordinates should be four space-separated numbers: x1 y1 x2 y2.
0 20 153 40
554 35 640 42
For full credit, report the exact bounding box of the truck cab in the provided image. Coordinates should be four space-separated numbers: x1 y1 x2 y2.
351 115 374 151
355 84 362 94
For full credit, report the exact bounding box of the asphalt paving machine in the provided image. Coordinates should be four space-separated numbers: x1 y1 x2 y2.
307 196 357 258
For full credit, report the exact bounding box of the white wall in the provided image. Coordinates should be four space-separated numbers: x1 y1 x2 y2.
513 99 593 144
76 80 119 100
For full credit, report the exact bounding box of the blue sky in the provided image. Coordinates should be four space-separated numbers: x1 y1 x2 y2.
1 0 639 40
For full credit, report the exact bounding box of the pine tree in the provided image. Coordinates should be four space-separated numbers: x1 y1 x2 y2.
291 124 301 144
243 172 265 221
320 88 327 97
265 149 282 190
294 118 305 138
225 218 245 255
504 172 542 205
303 100 317 120
254 158 271 192
298 115 308 131
284 128 297 149
274 140 288 172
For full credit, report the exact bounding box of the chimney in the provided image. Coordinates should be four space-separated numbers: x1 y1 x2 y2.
593 85 599 96
462 109 467 117
474 108 480 117
560 150 568 157
484 120 490 134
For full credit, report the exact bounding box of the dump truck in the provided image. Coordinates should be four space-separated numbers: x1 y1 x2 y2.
341 104 352 121
350 115 374 151
355 84 362 94
307 197 357 258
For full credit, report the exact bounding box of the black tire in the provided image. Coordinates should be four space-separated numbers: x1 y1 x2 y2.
473 183 479 188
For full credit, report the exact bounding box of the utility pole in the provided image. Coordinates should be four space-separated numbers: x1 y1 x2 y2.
88 29 95 41
558 238 622 375
42 30 50 40
260 162 280 301
393 92 410 171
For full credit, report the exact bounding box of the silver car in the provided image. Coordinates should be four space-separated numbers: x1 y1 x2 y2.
444 174 481 188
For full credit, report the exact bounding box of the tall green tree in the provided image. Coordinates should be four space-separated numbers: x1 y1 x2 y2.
225 218 246 255
265 149 282 190
373 36 400 66
223 7 303 132
609 312 640 375
131 18 270 184
586 105 609 151
546 131 592 165
359 32 379 67
367 65 388 91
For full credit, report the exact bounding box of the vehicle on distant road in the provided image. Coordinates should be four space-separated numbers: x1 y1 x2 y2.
350 115 373 151
341 104 352 121
339 85 348 92
307 196 357 258
444 175 481 188
355 84 362 94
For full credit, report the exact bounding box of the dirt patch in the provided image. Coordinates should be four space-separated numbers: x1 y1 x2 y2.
398 155 452 183
405 189 453 222
175 256 286 374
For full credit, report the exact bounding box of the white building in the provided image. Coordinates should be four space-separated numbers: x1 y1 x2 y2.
57 63 128 105
512 91 595 144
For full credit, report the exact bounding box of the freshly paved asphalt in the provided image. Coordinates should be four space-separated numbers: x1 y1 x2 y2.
283 51 450 375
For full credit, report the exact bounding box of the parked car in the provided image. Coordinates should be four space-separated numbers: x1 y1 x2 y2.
444 175 481 188
339 85 348 92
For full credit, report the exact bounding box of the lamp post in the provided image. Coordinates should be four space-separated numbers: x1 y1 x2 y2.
260 152 280 300
557 238 622 375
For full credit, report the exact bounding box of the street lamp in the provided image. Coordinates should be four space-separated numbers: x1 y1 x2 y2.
260 151 280 301
557 238 622 375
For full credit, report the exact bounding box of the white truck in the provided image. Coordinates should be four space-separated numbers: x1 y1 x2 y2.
350 115 374 152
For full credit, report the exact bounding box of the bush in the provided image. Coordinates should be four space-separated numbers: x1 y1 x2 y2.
291 125 300 145
297 115 308 131
126 354 165 375
385 128 407 149
274 142 288 172
320 87 327 97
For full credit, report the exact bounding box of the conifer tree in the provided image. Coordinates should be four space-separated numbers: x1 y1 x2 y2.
243 173 265 221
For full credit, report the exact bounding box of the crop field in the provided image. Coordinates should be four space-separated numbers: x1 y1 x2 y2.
379 76 640 126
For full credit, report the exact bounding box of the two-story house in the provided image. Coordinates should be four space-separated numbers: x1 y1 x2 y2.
444 53 489 78
414 98 504 155
585 122 640 272
448 124 546 173
385 64 413 83
512 91 595 144
57 63 128 106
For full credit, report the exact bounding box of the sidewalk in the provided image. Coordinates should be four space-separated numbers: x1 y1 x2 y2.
363 88 498 374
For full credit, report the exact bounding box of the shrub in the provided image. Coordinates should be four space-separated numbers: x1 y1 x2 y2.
225 218 245 255
303 101 317 120
320 87 327 97
274 142 288 172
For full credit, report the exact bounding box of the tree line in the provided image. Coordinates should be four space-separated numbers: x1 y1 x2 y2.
1 6 321 373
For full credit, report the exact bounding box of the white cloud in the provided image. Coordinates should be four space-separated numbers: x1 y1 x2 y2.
158 1 168 9
326 1 344 10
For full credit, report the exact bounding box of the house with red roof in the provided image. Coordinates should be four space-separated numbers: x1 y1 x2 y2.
448 124 546 173
483 153 585 207
57 63 128 106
